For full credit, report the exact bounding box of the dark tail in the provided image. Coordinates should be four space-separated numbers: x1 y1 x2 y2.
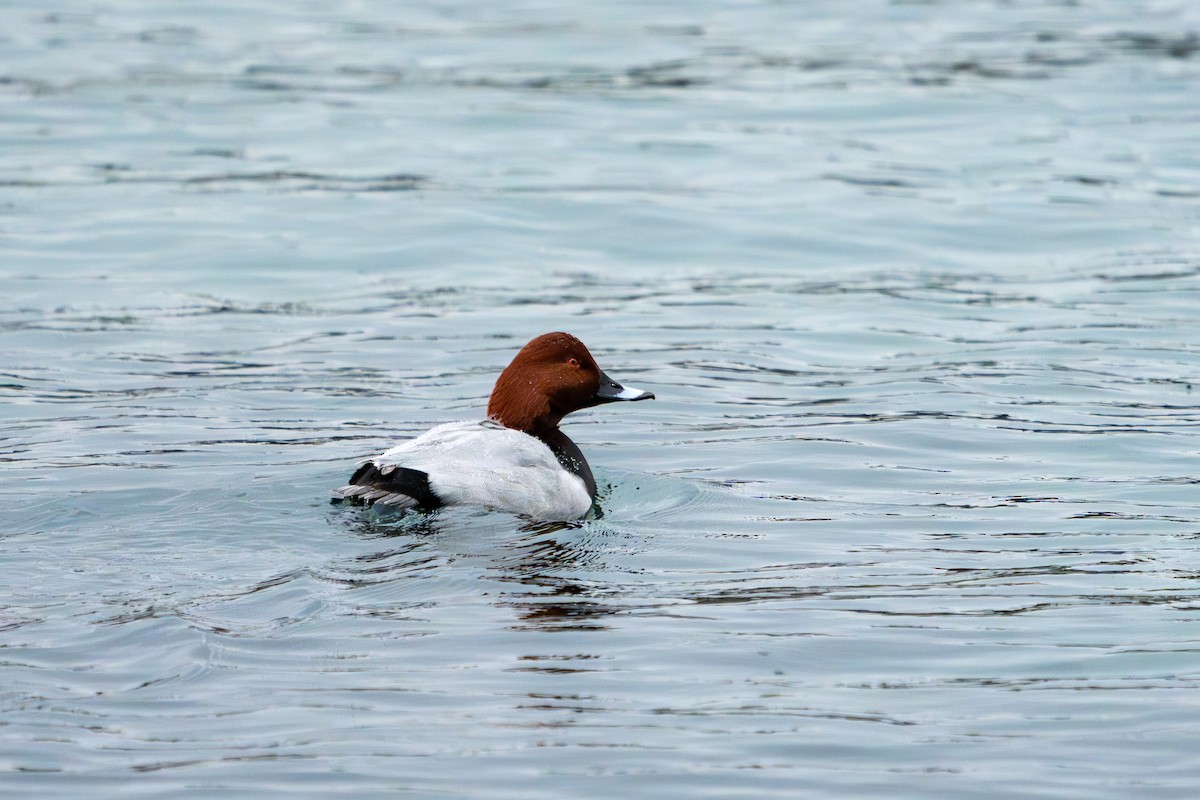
332 463 444 511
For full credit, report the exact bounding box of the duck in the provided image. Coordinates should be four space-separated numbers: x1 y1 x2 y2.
334 332 654 519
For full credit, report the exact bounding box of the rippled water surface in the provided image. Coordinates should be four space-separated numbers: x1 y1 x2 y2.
3 1 1200 797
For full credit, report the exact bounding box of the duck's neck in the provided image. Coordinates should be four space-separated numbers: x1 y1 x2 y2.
488 390 596 499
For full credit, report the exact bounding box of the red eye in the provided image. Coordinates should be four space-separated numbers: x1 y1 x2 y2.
568 357 580 368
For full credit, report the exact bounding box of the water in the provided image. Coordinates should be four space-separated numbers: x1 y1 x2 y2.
3 1 1200 797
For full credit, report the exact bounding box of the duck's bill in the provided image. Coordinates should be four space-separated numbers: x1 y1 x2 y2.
595 370 655 403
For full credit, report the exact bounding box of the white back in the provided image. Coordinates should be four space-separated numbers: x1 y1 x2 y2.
374 420 592 520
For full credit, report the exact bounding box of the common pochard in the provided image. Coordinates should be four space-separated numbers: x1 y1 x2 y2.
334 332 654 519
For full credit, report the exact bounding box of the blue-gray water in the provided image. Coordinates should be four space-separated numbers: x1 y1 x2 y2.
3 1 1200 797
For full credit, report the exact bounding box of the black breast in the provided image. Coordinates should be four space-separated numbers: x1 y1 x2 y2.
536 428 597 500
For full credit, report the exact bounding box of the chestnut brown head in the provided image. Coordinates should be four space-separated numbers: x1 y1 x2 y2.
486 332 653 435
